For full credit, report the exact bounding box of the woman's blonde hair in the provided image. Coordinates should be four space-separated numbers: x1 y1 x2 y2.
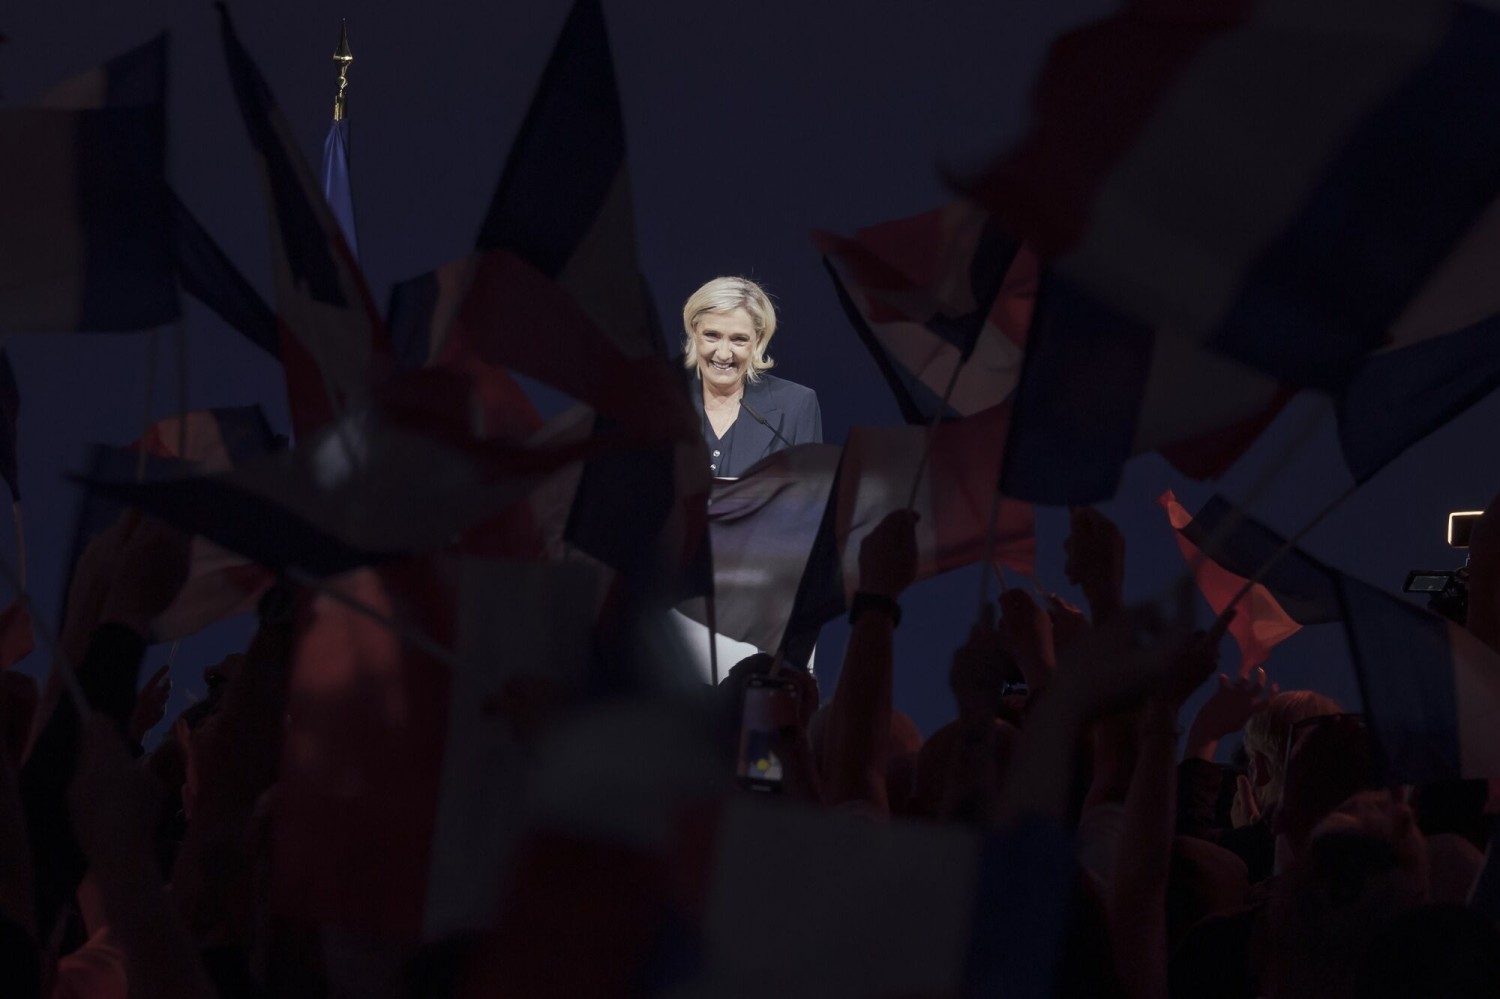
681 276 777 383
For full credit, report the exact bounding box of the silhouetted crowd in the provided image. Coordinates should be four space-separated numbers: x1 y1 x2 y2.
1 499 1498 998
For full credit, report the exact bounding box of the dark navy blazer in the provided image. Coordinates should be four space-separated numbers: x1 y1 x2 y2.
692 373 822 478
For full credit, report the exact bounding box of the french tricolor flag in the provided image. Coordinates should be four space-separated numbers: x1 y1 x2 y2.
1000 274 1291 503
272 553 605 942
783 403 1035 665
65 408 280 643
971 0 1500 391
1340 574 1500 783
1159 490 1319 670
0 35 178 333
652 799 1075 999
815 201 1035 423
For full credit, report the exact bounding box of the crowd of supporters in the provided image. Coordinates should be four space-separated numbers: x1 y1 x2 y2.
1 494 1499 998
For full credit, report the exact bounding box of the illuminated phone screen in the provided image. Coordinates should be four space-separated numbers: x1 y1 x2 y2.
736 678 797 787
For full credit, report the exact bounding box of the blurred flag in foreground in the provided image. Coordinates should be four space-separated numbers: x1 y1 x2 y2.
1 35 177 333
968 0 1500 391
1341 573 1500 784
816 201 1034 423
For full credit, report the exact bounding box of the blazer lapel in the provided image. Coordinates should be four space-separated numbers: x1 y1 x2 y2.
738 380 783 463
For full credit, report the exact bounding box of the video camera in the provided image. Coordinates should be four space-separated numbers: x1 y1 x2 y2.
1403 511 1482 623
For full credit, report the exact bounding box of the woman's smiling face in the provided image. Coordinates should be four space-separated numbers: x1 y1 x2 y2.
694 307 757 391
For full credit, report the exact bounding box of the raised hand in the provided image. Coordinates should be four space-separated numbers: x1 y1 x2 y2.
128 663 172 746
1046 593 1090 655
1047 601 1196 723
858 509 919 599
68 715 165 877
950 605 1011 726
1184 666 1277 762
1063 506 1125 621
999 589 1055 691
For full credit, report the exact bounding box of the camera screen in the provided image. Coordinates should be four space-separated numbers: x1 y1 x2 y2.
1405 573 1451 593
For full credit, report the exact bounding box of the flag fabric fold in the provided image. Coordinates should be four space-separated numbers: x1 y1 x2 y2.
1340 573 1500 783
969 0 1500 390
1 34 178 333
272 554 605 941
321 117 359 258
676 444 843 655
66 407 279 642
0 600 34 672
1336 312 1500 483
78 398 618 579
169 188 279 359
0 350 21 503
783 404 1035 664
1158 489 1304 671
815 201 1033 423
999 273 1289 505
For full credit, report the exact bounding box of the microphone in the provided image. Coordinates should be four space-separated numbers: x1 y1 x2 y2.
741 400 794 450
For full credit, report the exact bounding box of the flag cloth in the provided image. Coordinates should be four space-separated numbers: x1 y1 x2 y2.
459 0 708 591
219 8 393 438
169 188 279 359
1336 312 1500 484
1164 492 1343 627
1340 573 1500 783
784 403 1035 664
128 408 279 641
815 201 1034 423
321 118 359 258
408 0 692 439
78 398 613 579
0 600 34 672
999 273 1289 504
651 798 1076 999
474 0 663 364
383 260 545 442
1158 489 1303 671
272 554 604 942
0 350 20 502
968 0 1500 390
65 408 279 642
676 444 843 655
0 35 177 333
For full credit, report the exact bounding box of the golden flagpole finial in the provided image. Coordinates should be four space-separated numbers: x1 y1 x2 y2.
332 19 353 122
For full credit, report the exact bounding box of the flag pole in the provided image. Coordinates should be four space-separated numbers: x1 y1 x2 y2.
904 356 965 511
174 315 189 456
705 591 721 686
976 484 1007 608
1211 479 1362 628
1173 400 1328 599
137 330 160 482
332 19 352 123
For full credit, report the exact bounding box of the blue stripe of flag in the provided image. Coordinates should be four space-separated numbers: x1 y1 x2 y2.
321 117 359 259
998 272 1153 504
1336 313 1500 483
1338 573 1462 784
1182 495 1343 625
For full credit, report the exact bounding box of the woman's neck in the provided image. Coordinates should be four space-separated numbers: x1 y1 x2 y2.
702 378 744 408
